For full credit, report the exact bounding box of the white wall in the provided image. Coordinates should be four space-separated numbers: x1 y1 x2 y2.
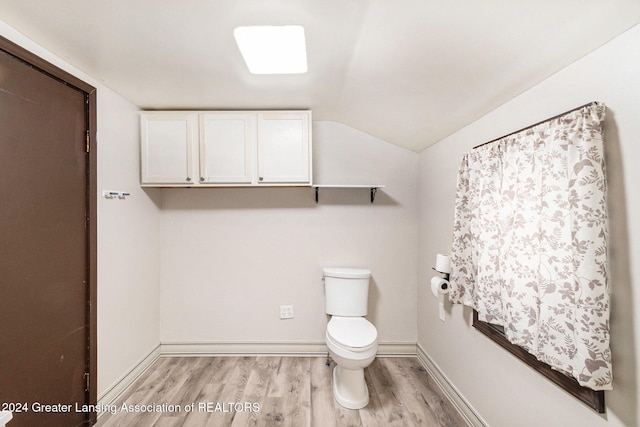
160 121 418 348
0 21 163 401
418 24 640 427
96 97 162 399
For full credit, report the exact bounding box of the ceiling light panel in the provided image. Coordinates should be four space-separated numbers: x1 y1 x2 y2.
234 25 308 74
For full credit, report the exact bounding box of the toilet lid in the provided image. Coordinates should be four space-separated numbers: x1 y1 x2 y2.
327 317 377 348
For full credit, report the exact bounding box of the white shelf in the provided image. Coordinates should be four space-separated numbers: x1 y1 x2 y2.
311 185 385 203
312 184 385 188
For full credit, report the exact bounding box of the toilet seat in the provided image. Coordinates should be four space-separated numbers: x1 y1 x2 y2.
327 316 377 352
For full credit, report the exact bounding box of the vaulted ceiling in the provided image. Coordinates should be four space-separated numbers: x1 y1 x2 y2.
1 1 639 151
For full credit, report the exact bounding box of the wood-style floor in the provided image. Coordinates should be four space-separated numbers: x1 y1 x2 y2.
95 356 468 427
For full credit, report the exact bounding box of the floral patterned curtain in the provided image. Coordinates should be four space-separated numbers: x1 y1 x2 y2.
449 104 612 390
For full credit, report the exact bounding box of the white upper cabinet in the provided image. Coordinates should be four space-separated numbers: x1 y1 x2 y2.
257 112 310 184
199 113 255 184
140 110 312 187
140 113 197 185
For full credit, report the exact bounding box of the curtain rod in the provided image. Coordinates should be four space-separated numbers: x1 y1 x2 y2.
472 101 602 150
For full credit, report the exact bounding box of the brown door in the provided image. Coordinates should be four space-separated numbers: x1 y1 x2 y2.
1 37 97 426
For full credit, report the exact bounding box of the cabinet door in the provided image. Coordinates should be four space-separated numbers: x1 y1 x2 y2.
257 111 311 184
141 113 196 185
200 113 255 184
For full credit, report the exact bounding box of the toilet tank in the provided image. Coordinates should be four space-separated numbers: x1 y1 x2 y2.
323 267 371 316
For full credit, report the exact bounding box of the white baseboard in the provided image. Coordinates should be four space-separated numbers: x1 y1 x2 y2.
97 344 161 413
416 343 487 427
160 341 416 357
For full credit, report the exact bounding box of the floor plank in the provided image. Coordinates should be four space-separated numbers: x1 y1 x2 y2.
95 356 467 427
367 359 413 427
310 357 337 427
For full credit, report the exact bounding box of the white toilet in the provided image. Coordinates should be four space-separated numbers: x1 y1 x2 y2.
323 267 378 409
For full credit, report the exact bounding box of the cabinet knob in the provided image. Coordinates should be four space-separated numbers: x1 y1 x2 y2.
200 177 205 182
259 177 264 182
186 177 191 182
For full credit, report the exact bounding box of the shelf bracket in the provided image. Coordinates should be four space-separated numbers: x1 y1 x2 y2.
315 187 319 204
370 187 377 203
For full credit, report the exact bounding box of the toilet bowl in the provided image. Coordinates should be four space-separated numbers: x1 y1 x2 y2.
323 267 378 409
326 316 378 409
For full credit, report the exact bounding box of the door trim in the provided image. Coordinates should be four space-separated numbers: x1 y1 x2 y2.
0 35 97 424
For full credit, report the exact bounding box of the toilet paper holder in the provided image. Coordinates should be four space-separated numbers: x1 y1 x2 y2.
431 254 451 321
432 251 450 290
431 267 449 289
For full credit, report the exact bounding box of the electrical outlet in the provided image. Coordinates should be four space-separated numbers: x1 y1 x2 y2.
280 305 294 319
